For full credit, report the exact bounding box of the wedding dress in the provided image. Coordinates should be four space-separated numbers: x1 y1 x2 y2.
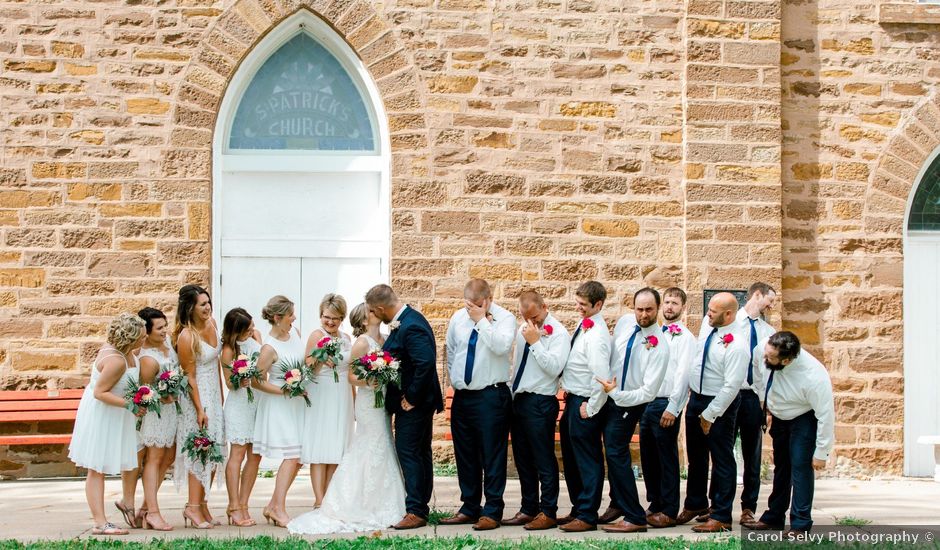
288 335 406 534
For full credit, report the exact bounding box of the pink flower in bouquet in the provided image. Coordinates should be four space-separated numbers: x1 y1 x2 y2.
159 370 171 381
133 386 151 405
317 336 331 349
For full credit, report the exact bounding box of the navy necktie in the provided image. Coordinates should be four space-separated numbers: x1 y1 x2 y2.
464 329 478 386
762 370 776 429
511 343 530 393
747 317 758 385
699 327 718 393
620 325 642 391
662 325 668 333
570 325 582 347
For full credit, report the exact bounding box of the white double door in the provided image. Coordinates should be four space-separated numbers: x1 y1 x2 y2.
904 233 940 477
215 166 388 337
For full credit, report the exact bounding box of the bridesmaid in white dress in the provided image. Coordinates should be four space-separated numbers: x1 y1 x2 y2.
302 293 355 508
69 313 147 536
288 303 406 534
251 295 307 527
220 307 263 527
173 284 226 529
135 307 179 531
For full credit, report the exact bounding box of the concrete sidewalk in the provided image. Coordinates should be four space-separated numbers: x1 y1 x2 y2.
1 476 938 542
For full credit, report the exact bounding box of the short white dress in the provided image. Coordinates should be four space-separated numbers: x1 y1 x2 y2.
175 336 226 493
224 336 261 446
301 329 354 465
252 328 307 460
68 350 140 475
138 341 179 449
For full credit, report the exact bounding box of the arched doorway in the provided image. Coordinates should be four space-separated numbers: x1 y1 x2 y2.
903 146 940 477
212 10 391 335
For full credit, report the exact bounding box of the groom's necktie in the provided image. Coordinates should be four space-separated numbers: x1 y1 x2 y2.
747 317 758 385
511 343 530 394
699 327 718 393
620 325 642 391
464 329 479 386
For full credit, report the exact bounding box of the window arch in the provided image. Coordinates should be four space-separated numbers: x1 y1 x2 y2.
908 154 940 231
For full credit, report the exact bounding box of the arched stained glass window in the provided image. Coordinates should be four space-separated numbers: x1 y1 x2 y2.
228 33 375 151
909 155 940 231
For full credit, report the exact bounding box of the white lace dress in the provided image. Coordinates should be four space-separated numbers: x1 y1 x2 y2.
138 342 179 448
175 337 226 492
288 337 406 534
301 330 354 465
224 337 261 445
68 351 140 475
252 329 307 459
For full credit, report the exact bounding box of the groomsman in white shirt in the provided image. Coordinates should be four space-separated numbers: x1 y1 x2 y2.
558 281 611 532
744 331 834 536
502 290 571 531
594 288 669 534
642 287 695 528
696 282 777 524
678 292 749 533
441 279 518 531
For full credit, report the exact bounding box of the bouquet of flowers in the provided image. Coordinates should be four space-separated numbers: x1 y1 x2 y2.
279 359 312 407
309 336 344 383
124 379 161 430
182 426 225 467
154 364 189 414
229 352 262 403
352 348 401 408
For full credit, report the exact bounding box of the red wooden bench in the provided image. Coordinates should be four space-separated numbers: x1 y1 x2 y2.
0 389 83 445
443 387 639 443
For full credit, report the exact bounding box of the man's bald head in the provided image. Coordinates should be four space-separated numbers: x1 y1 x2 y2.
706 292 739 328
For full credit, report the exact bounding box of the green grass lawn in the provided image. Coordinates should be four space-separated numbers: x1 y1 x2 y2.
0 535 739 550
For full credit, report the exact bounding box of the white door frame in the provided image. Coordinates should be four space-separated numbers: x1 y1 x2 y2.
903 145 940 477
210 10 392 324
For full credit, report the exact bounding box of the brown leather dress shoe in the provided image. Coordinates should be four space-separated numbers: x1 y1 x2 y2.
597 506 624 524
691 518 732 533
472 516 500 531
558 518 596 532
438 512 478 525
675 508 708 525
501 512 535 526
740 509 756 525
696 507 712 522
602 520 648 533
647 512 677 528
556 512 576 525
524 513 557 530
391 514 428 530
743 520 784 531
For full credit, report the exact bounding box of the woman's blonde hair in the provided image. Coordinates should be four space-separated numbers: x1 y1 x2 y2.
319 293 347 320
108 313 145 354
348 303 369 338
261 295 294 325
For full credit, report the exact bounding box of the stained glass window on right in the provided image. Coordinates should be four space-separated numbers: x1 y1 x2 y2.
908 157 940 231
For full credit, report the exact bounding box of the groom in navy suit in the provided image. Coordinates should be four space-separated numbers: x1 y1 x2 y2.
366 284 444 529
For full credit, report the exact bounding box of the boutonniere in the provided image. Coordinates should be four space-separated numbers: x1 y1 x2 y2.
581 318 595 331
388 320 401 331
541 324 554 337
666 324 682 338
721 333 734 347
485 311 494 323
643 335 659 350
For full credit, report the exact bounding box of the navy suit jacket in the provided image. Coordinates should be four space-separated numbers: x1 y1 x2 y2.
383 305 444 414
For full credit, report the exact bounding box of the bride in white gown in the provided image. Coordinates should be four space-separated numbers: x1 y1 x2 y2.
288 303 406 534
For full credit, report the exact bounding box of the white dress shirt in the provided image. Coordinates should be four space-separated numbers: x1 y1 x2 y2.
561 313 611 418
752 343 835 461
446 302 517 390
701 307 776 392
661 320 695 417
689 321 749 423
606 315 669 408
511 313 571 396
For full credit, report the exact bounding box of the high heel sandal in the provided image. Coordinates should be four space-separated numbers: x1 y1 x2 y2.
261 507 289 528
114 501 140 529
142 510 174 532
201 500 222 526
241 507 257 527
226 506 253 527
182 504 213 529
